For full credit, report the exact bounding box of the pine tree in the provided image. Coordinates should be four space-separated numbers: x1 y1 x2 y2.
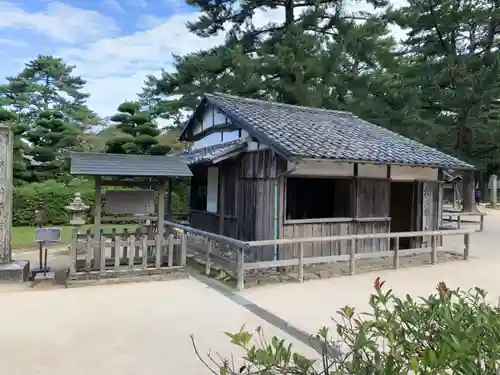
0 55 99 182
389 0 500 210
105 101 170 155
24 110 80 181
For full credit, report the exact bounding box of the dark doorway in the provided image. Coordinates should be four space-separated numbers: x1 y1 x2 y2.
390 181 414 249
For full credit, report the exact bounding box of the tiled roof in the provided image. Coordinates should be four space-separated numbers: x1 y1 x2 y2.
178 138 247 165
70 152 192 177
202 93 473 170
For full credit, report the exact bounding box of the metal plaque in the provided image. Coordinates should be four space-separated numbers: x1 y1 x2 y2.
34 227 61 243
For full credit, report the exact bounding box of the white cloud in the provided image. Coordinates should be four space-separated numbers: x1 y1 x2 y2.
136 14 168 30
60 2 407 118
0 38 26 47
0 1 119 44
60 11 235 115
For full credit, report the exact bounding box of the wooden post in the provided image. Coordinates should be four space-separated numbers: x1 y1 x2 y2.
128 236 135 268
167 178 173 220
168 234 174 266
236 247 245 291
141 236 148 268
431 235 437 265
491 174 497 209
156 180 166 269
93 176 102 268
464 233 470 260
393 237 400 269
205 239 212 276
99 235 106 271
180 232 187 266
298 242 304 282
219 171 225 235
349 238 356 275
70 227 77 274
114 234 120 269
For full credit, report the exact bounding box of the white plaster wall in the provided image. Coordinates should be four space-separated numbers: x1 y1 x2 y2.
289 160 354 177
206 167 219 213
192 133 222 150
391 166 438 181
192 107 229 135
358 164 387 178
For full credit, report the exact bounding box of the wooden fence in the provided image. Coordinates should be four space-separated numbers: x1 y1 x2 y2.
442 210 486 232
164 220 475 291
69 226 187 277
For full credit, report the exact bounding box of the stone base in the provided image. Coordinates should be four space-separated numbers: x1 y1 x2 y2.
66 267 188 288
0 260 30 282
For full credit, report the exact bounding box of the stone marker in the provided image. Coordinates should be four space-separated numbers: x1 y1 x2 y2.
0 125 29 281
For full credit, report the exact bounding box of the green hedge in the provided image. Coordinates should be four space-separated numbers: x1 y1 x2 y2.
12 179 189 226
13 179 95 226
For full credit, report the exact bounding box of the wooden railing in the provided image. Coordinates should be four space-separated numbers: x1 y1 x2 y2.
165 219 475 291
442 210 486 232
70 226 187 275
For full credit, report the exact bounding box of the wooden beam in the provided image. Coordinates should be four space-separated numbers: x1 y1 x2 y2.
101 180 159 188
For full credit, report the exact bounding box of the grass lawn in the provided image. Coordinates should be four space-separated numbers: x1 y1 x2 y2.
12 224 137 250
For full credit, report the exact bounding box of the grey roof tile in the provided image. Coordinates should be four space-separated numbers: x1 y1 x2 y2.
70 152 192 177
177 138 247 165
203 93 473 170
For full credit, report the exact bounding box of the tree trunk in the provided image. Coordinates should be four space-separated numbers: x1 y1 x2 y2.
462 170 477 212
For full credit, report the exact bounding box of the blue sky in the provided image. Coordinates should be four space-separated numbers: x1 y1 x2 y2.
0 0 228 118
0 0 405 119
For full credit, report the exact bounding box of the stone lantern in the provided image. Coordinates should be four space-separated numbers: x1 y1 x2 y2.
66 193 89 274
66 192 89 226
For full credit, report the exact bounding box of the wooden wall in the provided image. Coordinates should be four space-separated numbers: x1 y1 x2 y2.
279 219 390 260
188 151 444 261
237 150 286 260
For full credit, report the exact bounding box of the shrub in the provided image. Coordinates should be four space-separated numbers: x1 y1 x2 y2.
13 178 95 226
195 279 500 374
13 178 190 226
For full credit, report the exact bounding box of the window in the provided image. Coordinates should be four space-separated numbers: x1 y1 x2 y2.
285 177 352 220
190 168 207 210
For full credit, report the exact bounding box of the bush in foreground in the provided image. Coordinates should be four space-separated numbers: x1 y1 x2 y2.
194 279 500 374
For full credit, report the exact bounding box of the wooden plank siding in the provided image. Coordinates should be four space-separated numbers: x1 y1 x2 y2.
188 150 444 262
237 150 286 260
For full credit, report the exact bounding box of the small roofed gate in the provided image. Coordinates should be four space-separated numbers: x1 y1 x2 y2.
68 152 192 282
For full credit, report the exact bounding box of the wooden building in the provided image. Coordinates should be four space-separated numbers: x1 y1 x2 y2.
179 93 474 260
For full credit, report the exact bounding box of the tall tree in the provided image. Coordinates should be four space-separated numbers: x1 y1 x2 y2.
24 110 80 181
105 101 170 155
389 0 500 210
0 55 99 182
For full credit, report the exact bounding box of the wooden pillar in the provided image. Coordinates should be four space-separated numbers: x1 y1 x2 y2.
167 178 172 220
156 179 165 266
93 176 102 268
219 171 225 235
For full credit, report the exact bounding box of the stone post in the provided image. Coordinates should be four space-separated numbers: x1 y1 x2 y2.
0 124 29 281
66 192 88 274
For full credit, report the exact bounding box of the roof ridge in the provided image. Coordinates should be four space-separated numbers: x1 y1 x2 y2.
207 92 356 118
